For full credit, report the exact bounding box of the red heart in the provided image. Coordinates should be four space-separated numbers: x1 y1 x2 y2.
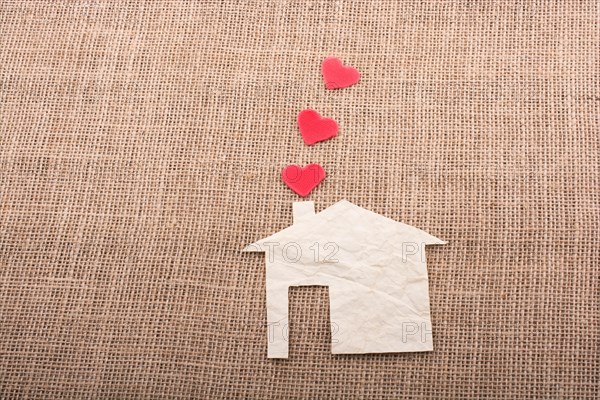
322 57 360 89
297 109 338 145
281 164 325 197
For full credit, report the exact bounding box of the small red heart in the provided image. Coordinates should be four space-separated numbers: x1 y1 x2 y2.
281 164 325 197
322 57 360 89
297 109 338 145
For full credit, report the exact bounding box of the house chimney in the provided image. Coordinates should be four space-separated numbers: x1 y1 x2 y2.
293 201 315 224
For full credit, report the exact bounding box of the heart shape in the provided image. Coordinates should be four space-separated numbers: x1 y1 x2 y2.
281 164 325 197
322 57 360 89
297 109 338 145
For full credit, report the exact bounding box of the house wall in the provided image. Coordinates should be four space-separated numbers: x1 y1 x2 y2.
264 243 434 357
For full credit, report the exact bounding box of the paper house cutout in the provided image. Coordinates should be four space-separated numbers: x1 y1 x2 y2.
243 200 446 358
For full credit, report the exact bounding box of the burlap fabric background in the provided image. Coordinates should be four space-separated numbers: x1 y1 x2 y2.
1 1 598 398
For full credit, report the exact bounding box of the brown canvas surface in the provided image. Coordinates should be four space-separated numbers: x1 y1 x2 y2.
0 1 598 398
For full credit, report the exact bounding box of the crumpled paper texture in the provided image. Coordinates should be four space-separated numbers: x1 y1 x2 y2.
245 200 445 358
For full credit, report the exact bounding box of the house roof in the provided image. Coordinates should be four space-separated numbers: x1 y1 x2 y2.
244 199 446 252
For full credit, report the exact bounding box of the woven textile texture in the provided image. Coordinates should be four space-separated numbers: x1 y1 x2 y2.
1 1 598 398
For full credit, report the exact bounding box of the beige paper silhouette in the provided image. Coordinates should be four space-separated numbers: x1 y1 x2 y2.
244 200 446 359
